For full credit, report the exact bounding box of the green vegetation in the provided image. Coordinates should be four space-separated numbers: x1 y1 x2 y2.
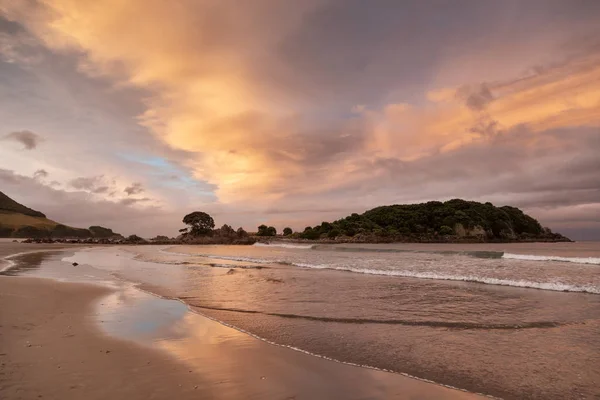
0 191 46 217
89 226 119 238
0 190 121 238
283 227 293 236
297 199 568 242
178 211 254 244
257 224 277 236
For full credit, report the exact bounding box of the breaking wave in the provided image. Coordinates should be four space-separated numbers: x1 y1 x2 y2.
292 263 600 294
502 253 600 265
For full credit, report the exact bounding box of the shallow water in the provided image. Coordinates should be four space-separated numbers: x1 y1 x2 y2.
4 242 600 399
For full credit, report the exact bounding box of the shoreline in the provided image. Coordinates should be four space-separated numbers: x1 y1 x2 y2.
0 277 209 400
0 244 485 400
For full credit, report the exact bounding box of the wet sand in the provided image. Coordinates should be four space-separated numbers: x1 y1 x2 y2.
0 277 208 400
0 244 484 400
0 242 82 269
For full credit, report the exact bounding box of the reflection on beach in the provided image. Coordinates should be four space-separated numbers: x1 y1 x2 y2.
93 282 482 400
0 251 52 275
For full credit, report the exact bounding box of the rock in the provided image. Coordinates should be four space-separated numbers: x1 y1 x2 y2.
226 269 236 275
72 262 78 266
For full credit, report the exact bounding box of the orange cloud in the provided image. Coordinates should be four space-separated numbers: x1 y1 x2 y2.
3 0 599 208
368 55 600 160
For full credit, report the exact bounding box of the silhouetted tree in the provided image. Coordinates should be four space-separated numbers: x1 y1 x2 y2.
182 211 215 236
283 227 293 236
257 225 277 236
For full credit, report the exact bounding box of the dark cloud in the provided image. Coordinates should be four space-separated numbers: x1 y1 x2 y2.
33 169 48 180
69 176 104 191
458 84 495 111
68 176 118 195
93 186 110 194
120 197 150 206
124 182 144 196
0 168 26 184
2 130 42 150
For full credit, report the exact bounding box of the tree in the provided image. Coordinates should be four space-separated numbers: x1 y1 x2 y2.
327 229 340 239
283 227 293 236
126 234 146 243
257 225 277 236
257 224 277 236
301 228 320 240
257 224 269 236
182 211 215 236
217 224 236 238
438 225 454 235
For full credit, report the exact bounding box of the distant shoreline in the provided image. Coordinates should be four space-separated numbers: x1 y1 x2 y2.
6 233 574 246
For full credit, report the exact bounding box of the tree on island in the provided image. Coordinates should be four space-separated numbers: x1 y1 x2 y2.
294 199 570 242
438 225 454 235
182 211 215 236
283 227 293 236
257 224 277 236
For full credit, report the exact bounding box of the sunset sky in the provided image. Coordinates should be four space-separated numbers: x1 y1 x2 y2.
1 1 599 239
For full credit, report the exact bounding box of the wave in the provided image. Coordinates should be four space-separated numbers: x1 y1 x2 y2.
186 303 567 330
0 257 16 274
254 242 315 249
291 263 600 294
319 246 504 259
502 253 600 265
159 248 271 264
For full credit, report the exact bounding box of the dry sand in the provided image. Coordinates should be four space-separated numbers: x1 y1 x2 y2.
0 244 484 399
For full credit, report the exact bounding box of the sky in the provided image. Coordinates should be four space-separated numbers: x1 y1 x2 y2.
0 0 599 239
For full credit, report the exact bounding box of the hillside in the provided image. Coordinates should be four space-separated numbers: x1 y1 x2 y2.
0 191 46 218
0 191 120 238
296 199 570 242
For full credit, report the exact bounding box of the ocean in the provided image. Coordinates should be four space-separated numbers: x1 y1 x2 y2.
3 241 600 399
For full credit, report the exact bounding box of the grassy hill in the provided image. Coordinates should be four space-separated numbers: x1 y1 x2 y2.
0 191 46 218
0 191 120 238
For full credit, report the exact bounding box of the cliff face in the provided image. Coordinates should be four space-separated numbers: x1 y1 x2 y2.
0 191 121 238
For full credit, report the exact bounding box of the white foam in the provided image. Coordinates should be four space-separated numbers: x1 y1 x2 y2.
502 253 600 265
293 263 600 294
0 257 16 273
254 242 314 250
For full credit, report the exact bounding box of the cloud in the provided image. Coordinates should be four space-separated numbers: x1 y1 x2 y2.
457 84 495 111
0 168 173 235
33 169 48 180
120 197 150 206
2 130 42 149
1 1 600 239
69 176 104 191
124 182 144 196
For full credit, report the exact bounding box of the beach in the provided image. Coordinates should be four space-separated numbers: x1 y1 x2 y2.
0 243 483 400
